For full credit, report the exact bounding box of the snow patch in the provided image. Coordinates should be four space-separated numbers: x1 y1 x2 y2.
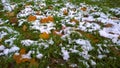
61 47 70 60
21 39 35 46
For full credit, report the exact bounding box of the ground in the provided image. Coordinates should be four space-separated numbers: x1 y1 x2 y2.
0 0 120 68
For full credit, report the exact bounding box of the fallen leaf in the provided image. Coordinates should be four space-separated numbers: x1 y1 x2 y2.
40 18 48 23
28 15 37 22
9 17 18 24
36 11 41 15
63 9 68 15
81 7 87 11
39 32 50 39
29 58 38 68
20 48 26 54
13 54 22 64
6 12 15 17
47 16 54 22
104 24 113 27
70 18 79 23
22 25 27 31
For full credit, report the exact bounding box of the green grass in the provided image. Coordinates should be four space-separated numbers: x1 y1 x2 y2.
0 0 120 68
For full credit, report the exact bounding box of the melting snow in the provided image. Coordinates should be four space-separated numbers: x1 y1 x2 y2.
21 39 35 46
36 53 43 59
61 47 70 60
0 45 5 51
0 31 7 39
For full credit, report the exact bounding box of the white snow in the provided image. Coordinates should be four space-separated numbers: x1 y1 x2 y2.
69 64 78 68
18 19 27 26
38 42 49 49
36 53 43 59
31 22 55 33
1 0 13 11
75 39 93 59
99 30 119 40
21 39 35 46
61 47 70 60
22 54 31 59
78 22 100 32
5 37 16 46
0 26 19 34
48 39 54 45
0 19 4 25
2 46 19 55
17 6 34 17
3 48 9 55
0 1 120 67
0 45 5 51
9 46 20 53
75 39 93 50
91 60 96 65
0 31 7 39
98 55 107 59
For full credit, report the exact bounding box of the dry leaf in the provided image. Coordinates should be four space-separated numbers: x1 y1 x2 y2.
104 24 113 27
81 7 87 11
40 18 48 23
9 17 18 24
28 15 37 22
47 16 54 22
70 18 79 23
63 9 68 15
36 11 41 15
29 58 38 68
40 16 54 23
39 32 50 39
6 12 15 17
22 25 27 31
13 54 22 64
20 48 26 54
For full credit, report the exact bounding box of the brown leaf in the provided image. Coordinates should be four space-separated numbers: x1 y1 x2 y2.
70 18 79 23
9 17 18 24
22 25 27 31
48 5 53 10
36 11 41 15
6 12 15 17
63 9 68 15
104 24 113 27
81 7 87 11
111 17 119 20
20 48 26 54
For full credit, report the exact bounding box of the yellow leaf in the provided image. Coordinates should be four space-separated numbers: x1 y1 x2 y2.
39 32 50 39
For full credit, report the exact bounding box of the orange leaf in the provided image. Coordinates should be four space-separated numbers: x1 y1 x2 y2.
47 16 54 22
20 48 26 54
21 58 30 62
28 15 37 22
70 18 79 23
40 18 48 23
81 7 87 11
13 54 22 64
39 32 50 39
63 9 68 15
